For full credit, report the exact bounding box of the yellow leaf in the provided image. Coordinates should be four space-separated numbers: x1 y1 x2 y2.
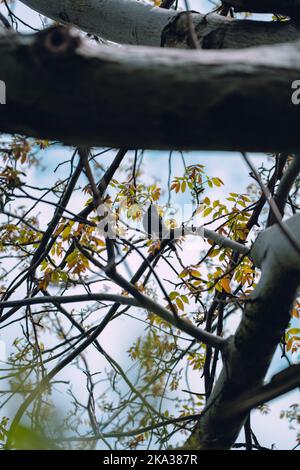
61 225 72 240
208 248 220 257
203 207 213 217
190 269 201 278
176 297 184 311
286 337 293 352
169 291 179 300
220 277 231 294
212 177 223 187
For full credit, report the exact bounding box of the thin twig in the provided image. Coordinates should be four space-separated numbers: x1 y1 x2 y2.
242 152 300 256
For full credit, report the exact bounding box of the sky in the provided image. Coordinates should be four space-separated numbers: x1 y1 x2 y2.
0 0 299 450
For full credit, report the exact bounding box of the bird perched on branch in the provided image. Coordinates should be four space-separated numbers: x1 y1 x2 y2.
142 204 176 251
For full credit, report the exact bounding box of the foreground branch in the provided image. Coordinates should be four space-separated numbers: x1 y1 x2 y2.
1 26 300 152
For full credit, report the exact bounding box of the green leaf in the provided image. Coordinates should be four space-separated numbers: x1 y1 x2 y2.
169 291 179 300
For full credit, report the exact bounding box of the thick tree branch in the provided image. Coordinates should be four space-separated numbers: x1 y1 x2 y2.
202 228 250 255
225 364 300 417
19 0 300 48
20 0 174 46
1 26 300 152
226 0 300 19
172 225 250 254
184 213 300 449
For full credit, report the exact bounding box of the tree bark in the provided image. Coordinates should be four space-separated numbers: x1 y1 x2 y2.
20 0 175 46
19 0 300 48
227 0 300 18
184 213 300 449
1 26 300 152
